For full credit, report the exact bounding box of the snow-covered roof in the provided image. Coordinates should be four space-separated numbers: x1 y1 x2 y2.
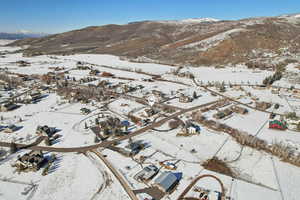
154 171 182 192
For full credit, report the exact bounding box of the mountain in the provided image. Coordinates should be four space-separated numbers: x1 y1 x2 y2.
9 14 300 66
0 32 48 40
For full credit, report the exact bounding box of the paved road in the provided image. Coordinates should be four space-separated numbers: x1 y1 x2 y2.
0 100 218 153
91 149 139 200
177 174 225 200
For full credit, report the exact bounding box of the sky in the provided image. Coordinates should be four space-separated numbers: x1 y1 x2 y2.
0 0 300 34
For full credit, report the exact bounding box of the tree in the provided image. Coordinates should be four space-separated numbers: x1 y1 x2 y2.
290 85 295 90
297 122 300 132
219 85 226 93
94 136 100 143
45 137 51 146
286 112 298 120
10 142 17 154
168 120 180 129
103 128 110 135
193 91 198 99
95 118 99 125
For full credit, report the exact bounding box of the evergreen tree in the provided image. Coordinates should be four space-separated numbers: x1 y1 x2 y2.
94 136 100 143
297 122 300 132
95 118 99 125
193 91 197 99
10 142 17 154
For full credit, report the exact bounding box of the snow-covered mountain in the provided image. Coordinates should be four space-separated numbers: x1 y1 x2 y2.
181 17 220 23
9 14 300 66
155 17 220 25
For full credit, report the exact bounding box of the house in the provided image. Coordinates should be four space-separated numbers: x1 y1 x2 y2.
125 140 146 155
95 117 125 137
154 171 182 193
187 125 200 134
159 161 177 170
140 118 151 126
143 108 158 117
36 125 56 137
0 102 18 112
121 120 130 132
134 165 159 182
99 121 109 130
12 151 45 172
269 120 287 130
89 69 100 76
4 125 19 133
178 122 201 136
179 94 193 103
90 126 108 141
152 90 165 98
25 91 42 103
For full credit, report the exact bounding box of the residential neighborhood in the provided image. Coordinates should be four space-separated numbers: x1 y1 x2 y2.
1 2 300 200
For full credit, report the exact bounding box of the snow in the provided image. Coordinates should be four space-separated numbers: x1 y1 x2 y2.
0 40 16 46
0 153 109 200
59 54 174 76
181 28 245 50
181 18 220 23
273 157 300 200
164 66 272 84
294 14 300 18
278 14 300 24
156 18 219 25
1 41 300 200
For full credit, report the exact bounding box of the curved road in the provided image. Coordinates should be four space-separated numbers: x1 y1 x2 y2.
177 174 225 200
91 149 139 200
0 100 218 153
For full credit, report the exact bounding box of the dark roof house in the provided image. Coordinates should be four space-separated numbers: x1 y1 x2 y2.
154 171 182 192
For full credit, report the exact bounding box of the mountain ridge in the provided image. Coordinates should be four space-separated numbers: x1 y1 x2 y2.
8 14 300 66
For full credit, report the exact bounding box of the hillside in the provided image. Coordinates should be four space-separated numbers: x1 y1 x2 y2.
9 15 300 66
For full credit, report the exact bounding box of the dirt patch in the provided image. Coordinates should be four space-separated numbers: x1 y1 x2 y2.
202 157 235 177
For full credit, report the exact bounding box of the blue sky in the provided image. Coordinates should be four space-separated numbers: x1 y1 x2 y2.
1 0 299 33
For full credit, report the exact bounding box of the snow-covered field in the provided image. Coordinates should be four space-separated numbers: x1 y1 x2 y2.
0 152 120 200
1 40 300 200
59 54 175 76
